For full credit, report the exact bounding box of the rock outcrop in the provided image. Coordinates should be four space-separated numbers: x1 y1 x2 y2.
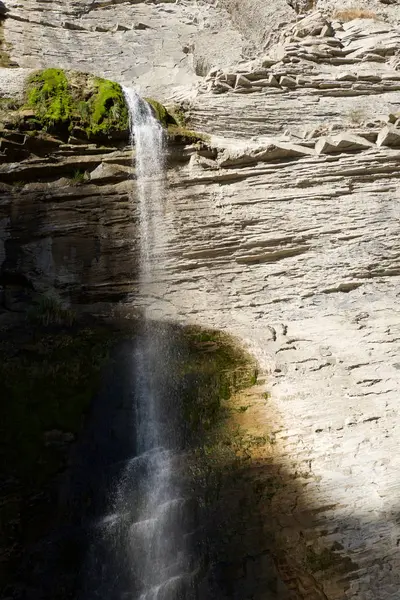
1 2 400 599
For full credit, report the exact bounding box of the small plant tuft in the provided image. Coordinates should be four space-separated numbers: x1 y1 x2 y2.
333 9 379 22
347 107 367 125
71 169 86 185
27 294 76 327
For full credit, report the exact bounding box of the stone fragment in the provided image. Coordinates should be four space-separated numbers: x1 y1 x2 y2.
111 23 130 32
234 74 253 88
376 113 397 124
89 162 132 183
252 79 272 87
268 74 280 87
211 82 232 94
358 73 382 82
320 24 334 38
239 70 268 82
363 53 387 62
279 75 296 88
294 11 327 37
335 72 357 82
205 67 222 80
377 125 400 147
315 134 373 154
133 22 151 30
262 57 278 68
218 73 237 86
268 45 287 62
232 86 261 94
62 21 86 31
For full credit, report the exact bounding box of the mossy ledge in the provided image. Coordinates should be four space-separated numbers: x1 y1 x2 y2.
23 68 129 141
145 96 210 144
5 68 208 146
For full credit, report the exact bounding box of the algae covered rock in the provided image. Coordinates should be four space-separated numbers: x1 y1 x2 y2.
22 68 129 141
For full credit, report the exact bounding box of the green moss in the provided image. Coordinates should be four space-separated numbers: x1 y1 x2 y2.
168 104 189 127
144 98 196 136
144 97 171 127
179 327 258 441
27 294 76 326
26 68 73 126
19 72 205 147
167 124 210 144
88 77 128 135
23 69 128 138
0 97 21 112
70 169 86 185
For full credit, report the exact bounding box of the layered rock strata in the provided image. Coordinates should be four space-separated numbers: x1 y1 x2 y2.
1 3 400 599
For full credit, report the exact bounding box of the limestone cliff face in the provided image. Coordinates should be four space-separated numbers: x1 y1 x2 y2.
2 2 400 599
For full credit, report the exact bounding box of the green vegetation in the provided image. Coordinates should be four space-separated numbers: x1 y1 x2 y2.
180 326 258 441
333 9 378 22
178 327 272 517
145 97 170 127
347 107 367 125
4 70 207 146
144 97 209 144
27 294 76 326
168 103 189 127
167 124 210 144
24 68 128 139
26 68 73 125
89 77 128 135
71 169 86 185
0 97 21 112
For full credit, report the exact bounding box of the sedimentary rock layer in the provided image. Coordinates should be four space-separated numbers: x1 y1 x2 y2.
1 2 400 598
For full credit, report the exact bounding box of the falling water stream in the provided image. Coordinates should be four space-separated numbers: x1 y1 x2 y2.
121 88 190 599
104 88 191 599
78 90 193 600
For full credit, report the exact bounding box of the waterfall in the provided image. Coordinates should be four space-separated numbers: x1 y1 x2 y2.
110 88 190 599
80 89 194 600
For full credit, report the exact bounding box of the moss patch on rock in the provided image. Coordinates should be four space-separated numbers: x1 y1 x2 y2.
26 68 73 125
167 124 210 144
178 326 258 443
23 68 128 141
144 97 210 144
144 97 171 127
89 77 128 135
